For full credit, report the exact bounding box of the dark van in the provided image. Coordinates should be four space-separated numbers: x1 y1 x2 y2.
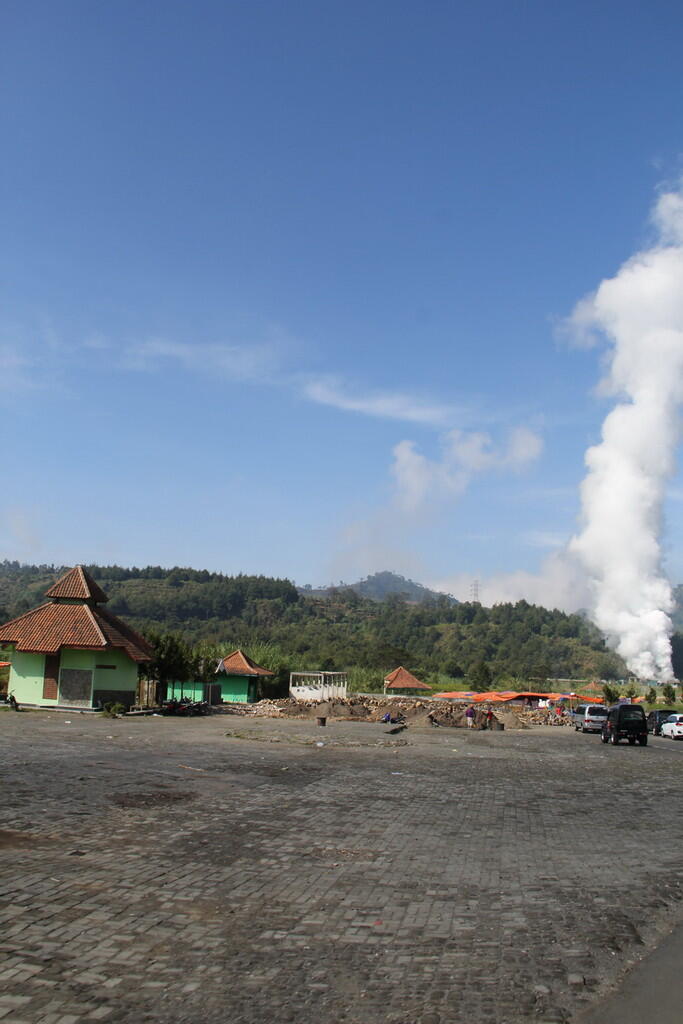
601 704 648 746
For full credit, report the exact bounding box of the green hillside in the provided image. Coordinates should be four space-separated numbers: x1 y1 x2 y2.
299 570 458 604
0 560 629 687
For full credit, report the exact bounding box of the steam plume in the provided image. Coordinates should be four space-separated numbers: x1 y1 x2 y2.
568 186 683 681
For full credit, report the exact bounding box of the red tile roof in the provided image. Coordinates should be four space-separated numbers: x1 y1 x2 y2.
45 566 109 604
0 602 153 662
217 649 274 677
384 666 431 690
92 605 155 662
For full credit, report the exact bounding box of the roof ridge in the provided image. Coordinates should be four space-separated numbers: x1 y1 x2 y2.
94 605 154 655
84 604 107 647
44 565 109 603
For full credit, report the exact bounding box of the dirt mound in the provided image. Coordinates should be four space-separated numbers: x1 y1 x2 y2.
244 695 509 729
239 695 525 729
493 708 529 730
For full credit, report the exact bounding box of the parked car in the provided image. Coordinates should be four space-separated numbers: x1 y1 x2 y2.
601 704 648 745
570 703 587 727
646 709 677 736
660 713 683 740
573 704 608 733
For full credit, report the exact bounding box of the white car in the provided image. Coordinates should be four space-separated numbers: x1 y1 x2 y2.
660 714 683 740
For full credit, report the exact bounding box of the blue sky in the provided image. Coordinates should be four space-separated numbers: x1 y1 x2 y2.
3 0 683 602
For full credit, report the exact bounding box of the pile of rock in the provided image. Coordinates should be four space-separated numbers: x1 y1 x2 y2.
217 695 573 728
220 695 514 729
516 707 573 727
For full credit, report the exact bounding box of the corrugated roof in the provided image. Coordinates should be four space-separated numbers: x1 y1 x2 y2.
45 566 109 604
0 602 153 662
384 666 431 690
217 649 274 677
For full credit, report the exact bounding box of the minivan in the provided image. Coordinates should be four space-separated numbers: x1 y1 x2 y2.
573 704 608 733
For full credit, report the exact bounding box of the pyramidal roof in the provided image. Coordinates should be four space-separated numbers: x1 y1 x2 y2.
384 666 431 690
45 566 109 604
217 649 274 677
0 567 153 661
0 600 153 661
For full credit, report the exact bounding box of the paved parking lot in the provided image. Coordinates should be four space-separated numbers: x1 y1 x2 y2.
1 710 682 1024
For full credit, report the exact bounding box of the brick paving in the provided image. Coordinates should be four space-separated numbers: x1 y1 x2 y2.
1 711 682 1024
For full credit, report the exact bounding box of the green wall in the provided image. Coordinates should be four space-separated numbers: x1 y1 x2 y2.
91 648 138 695
165 678 257 703
7 645 139 708
8 649 51 705
167 680 206 702
219 675 257 703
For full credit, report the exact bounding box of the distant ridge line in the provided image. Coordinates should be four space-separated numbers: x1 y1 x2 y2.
298 570 459 605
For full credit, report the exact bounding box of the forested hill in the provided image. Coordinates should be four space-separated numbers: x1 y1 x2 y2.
0 560 627 683
299 570 458 604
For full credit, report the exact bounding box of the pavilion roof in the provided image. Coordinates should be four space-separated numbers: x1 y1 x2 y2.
217 649 274 677
45 566 109 604
384 666 431 691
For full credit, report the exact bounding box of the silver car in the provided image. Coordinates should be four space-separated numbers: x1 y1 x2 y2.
573 704 609 733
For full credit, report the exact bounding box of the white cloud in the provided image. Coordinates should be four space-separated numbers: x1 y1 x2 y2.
122 343 463 428
302 375 458 425
653 188 683 244
121 337 280 381
390 425 544 516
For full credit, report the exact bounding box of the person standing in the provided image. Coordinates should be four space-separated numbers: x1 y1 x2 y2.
465 705 475 728
485 706 494 729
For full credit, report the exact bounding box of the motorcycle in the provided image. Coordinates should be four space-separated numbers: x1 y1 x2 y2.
161 697 209 716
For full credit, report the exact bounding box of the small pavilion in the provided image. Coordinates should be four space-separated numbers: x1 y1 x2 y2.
215 649 273 703
0 566 153 710
384 666 432 696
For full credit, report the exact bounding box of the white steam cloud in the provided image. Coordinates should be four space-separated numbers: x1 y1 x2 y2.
568 185 683 681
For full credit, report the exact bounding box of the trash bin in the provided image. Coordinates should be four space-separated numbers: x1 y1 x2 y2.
316 716 327 727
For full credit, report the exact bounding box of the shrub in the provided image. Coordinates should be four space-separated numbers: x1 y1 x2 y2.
102 701 126 717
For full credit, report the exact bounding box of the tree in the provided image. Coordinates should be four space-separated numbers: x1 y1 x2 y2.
189 640 223 684
662 682 676 705
596 653 623 680
645 686 657 705
145 632 192 687
468 660 492 691
602 682 620 705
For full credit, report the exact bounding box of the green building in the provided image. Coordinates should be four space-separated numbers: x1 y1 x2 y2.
0 566 153 710
215 649 273 703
